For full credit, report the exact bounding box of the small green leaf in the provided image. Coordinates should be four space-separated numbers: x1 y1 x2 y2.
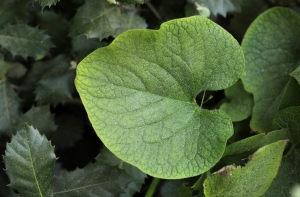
279 77 300 110
273 106 300 147
178 183 193 197
75 16 244 178
96 147 147 196
0 81 21 135
3 125 56 197
263 149 300 196
35 55 76 105
0 24 55 59
17 105 58 138
224 129 288 157
220 81 253 122
290 65 300 84
204 141 288 197
241 7 300 132
188 0 243 17
69 0 147 40
53 162 132 197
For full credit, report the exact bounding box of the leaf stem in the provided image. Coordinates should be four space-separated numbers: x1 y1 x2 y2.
145 177 160 197
200 90 206 108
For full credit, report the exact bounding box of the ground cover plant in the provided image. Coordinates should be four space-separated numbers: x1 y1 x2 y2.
1 0 300 196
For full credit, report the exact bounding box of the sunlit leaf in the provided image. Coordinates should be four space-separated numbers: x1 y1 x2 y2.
76 16 244 178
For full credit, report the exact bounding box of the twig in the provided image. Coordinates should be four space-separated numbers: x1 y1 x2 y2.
146 2 162 20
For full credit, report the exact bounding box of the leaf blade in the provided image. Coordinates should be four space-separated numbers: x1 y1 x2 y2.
0 24 54 58
204 141 288 197
75 16 244 178
241 7 300 132
3 125 56 197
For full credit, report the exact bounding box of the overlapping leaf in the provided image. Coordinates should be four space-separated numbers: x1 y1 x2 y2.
273 106 300 147
17 105 57 137
53 162 132 197
69 0 147 40
0 0 29 27
76 16 244 178
220 81 253 122
241 7 300 132
37 11 70 51
204 141 287 197
263 149 300 196
224 129 287 157
188 0 243 17
72 35 106 60
35 55 76 105
291 65 300 84
0 24 54 58
0 82 21 135
96 147 147 196
279 77 300 110
3 125 56 197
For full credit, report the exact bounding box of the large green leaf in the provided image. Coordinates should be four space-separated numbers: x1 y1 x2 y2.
0 81 21 135
263 149 300 196
75 16 244 178
241 7 300 132
203 141 287 197
69 0 147 40
0 24 54 59
3 125 56 197
219 81 253 122
188 0 243 17
273 106 300 147
53 162 132 197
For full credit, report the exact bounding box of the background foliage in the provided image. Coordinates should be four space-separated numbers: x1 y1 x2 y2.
1 0 300 196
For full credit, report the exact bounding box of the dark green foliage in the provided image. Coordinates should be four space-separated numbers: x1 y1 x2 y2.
1 0 300 196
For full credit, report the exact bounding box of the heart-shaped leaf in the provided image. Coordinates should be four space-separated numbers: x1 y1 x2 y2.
241 7 300 133
75 16 244 178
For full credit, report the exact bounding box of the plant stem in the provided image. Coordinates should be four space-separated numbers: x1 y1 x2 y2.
200 90 206 108
145 177 160 197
